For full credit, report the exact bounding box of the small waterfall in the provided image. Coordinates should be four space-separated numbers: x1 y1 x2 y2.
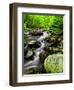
24 32 48 71
38 32 48 41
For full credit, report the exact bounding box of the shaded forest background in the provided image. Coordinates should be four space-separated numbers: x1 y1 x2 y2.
24 14 63 35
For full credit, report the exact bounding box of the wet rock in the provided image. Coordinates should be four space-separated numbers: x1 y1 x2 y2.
44 35 58 47
39 51 49 64
24 32 29 35
44 37 51 43
26 50 33 57
44 34 51 42
29 30 43 36
24 50 34 60
28 40 36 45
24 47 28 55
28 40 41 48
51 36 56 42
44 45 53 52
28 36 39 40
24 67 40 74
52 47 60 53
44 45 61 54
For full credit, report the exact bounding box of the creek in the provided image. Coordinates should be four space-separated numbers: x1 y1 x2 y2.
24 32 49 73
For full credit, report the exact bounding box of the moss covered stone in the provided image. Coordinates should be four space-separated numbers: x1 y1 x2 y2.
44 54 63 73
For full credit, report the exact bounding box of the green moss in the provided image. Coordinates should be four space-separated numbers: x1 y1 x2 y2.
44 54 63 73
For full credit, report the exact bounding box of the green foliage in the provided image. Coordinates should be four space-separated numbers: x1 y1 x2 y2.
24 15 50 30
49 16 63 35
44 54 63 73
24 14 63 34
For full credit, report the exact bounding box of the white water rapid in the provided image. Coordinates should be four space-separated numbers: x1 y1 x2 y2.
24 32 48 70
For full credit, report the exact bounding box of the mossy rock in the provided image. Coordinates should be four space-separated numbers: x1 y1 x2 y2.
44 54 63 73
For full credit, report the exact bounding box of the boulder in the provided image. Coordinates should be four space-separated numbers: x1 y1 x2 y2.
28 40 41 48
28 40 36 45
44 35 51 43
24 50 34 60
24 67 40 74
51 36 56 42
45 37 51 42
29 30 43 36
43 45 53 53
52 47 60 53
26 50 33 57
39 51 49 64
44 54 63 73
44 45 61 54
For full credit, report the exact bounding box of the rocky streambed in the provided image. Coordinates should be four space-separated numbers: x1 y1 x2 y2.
24 30 63 74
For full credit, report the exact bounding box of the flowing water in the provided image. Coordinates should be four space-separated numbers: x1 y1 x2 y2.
24 32 49 71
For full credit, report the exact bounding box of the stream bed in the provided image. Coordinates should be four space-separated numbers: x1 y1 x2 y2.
24 30 63 74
